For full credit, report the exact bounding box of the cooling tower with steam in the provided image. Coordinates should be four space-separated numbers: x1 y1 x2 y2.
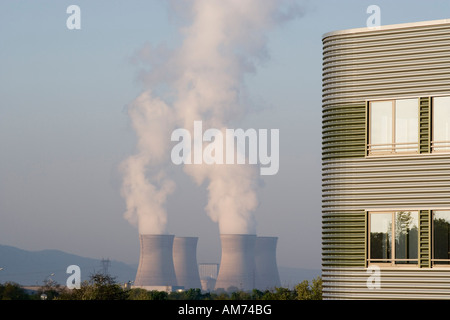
173 237 201 289
215 234 256 291
133 234 178 290
255 236 281 290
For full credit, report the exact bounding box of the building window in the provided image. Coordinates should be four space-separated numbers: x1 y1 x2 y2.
432 97 450 152
432 211 450 265
368 211 419 266
368 98 419 155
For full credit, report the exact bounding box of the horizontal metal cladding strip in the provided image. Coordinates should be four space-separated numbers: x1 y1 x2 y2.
323 35 450 54
322 248 365 254
322 114 365 123
322 141 366 150
322 209 366 268
322 208 439 215
322 211 365 217
324 83 450 100
323 199 450 207
324 83 450 101
323 40 450 59
322 235 365 241
322 122 365 130
322 233 364 238
323 91 449 106
323 24 450 48
322 238 365 244
323 60 450 77
323 71 450 89
323 76 450 92
323 29 450 58
323 112 365 119
322 222 365 228
322 109 365 119
323 187 450 197
322 244 364 251
322 236 365 242
323 181 450 190
323 154 450 169
323 167 450 176
322 216 366 222
322 262 366 269
323 179 450 188
323 68 450 84
322 258 365 263
322 156 450 205
322 267 450 278
322 249 364 254
322 24 450 107
322 102 366 161
323 51 450 69
322 123 365 132
322 224 365 230
322 247 365 253
323 54 450 71
321 267 450 299
322 256 366 263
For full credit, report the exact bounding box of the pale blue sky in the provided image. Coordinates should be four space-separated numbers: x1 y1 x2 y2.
1 0 449 271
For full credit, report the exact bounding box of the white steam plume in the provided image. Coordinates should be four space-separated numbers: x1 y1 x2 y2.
122 0 303 235
120 92 176 235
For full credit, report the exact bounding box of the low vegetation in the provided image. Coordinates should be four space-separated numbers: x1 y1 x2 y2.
0 273 322 300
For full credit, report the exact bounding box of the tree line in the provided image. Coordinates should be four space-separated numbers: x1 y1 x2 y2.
0 273 322 300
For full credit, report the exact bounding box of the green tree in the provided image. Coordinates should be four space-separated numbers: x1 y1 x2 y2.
310 276 322 300
183 288 204 300
294 280 311 300
230 290 251 300
126 288 168 300
294 276 322 300
38 277 62 300
58 273 126 300
261 287 295 300
127 288 150 300
0 282 32 300
250 289 264 300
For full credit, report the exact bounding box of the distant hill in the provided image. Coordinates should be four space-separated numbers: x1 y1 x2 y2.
0 244 136 286
0 244 320 288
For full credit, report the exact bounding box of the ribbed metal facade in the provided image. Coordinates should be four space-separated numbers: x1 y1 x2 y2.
322 267 450 299
322 20 450 299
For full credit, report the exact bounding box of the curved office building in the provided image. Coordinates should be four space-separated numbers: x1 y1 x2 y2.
322 19 450 299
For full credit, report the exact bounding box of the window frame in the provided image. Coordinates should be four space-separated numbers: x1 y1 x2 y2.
431 210 450 266
367 210 419 267
431 96 450 154
366 98 420 156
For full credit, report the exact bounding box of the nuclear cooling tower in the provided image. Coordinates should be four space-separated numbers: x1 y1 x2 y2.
173 237 201 289
134 234 177 289
215 234 256 291
255 236 281 290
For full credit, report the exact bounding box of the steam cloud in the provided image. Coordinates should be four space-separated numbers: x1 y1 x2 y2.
121 0 303 235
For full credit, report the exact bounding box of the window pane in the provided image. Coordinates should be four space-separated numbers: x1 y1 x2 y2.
370 213 392 261
370 101 393 153
433 211 450 264
433 97 450 151
394 211 418 264
395 99 418 152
